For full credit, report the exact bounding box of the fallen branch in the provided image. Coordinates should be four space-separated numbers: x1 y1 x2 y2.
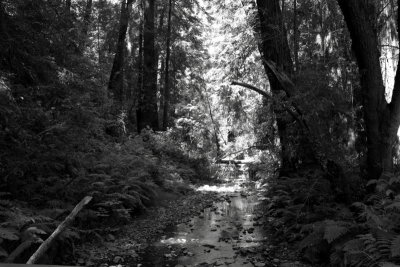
26 196 92 264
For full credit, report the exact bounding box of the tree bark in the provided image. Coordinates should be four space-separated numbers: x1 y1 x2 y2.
162 0 173 130
137 0 159 131
337 0 400 180
79 0 93 53
108 0 134 106
293 0 299 72
134 10 144 130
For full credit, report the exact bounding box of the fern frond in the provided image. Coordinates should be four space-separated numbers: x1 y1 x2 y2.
391 235 400 257
0 227 19 241
324 223 349 243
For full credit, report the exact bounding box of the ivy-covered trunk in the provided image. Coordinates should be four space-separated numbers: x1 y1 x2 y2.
338 0 400 180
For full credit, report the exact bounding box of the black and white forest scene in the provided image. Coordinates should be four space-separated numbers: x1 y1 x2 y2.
1 0 400 266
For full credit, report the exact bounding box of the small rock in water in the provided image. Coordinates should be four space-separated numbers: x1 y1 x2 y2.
214 260 224 266
254 262 266 267
203 243 216 249
224 258 235 264
113 256 124 264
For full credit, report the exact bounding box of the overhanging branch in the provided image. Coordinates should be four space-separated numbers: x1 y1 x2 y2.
231 80 308 130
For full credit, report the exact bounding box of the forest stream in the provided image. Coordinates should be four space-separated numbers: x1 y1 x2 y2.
139 165 269 267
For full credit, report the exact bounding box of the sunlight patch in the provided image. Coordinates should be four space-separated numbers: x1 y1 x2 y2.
160 238 187 244
196 184 241 193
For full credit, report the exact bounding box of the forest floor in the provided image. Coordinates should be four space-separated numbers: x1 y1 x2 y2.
75 175 312 267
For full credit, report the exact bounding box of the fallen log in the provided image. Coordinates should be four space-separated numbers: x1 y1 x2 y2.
26 196 92 264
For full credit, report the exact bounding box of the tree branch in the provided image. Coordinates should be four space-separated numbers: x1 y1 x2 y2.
231 80 308 130
231 80 271 98
26 196 92 264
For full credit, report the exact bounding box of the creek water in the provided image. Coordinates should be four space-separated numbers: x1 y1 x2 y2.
140 165 268 267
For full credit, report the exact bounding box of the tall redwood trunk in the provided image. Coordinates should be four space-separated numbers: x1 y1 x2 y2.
338 0 400 180
137 0 159 131
108 0 134 106
162 0 173 130
292 0 299 72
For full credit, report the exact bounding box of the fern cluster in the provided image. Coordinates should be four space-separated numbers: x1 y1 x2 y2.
263 168 400 266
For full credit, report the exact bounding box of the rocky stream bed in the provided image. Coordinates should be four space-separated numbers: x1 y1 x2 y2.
76 173 311 267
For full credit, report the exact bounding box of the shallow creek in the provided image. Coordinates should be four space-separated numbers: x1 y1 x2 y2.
140 170 268 267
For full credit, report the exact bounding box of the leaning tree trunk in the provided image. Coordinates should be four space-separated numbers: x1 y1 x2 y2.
337 0 400 180
256 0 316 174
137 0 159 131
108 0 134 106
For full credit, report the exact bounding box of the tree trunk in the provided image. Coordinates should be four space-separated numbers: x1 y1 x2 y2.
337 0 400 180
137 0 159 131
256 0 316 174
65 0 71 13
162 0 173 130
155 3 166 129
79 0 93 53
293 0 299 72
108 0 134 106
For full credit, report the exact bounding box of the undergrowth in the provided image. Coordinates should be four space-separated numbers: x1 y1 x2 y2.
262 165 400 267
0 78 212 264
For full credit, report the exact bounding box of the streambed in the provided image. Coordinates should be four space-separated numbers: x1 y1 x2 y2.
140 173 269 267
